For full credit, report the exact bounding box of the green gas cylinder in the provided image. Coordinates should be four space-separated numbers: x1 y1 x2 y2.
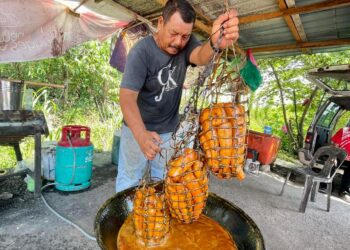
55 125 93 191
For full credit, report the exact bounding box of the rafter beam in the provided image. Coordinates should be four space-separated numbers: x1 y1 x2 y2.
286 0 308 41
250 39 350 53
192 3 212 23
278 0 302 42
154 0 211 33
278 0 310 53
155 0 245 56
105 0 154 28
240 0 350 24
156 0 211 23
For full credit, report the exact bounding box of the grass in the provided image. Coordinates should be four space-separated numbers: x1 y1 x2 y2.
1 104 298 170
277 150 298 163
0 104 122 170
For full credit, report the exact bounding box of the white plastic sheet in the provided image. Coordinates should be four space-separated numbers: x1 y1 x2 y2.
0 0 133 63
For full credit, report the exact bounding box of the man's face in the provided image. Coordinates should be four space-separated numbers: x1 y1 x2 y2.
157 11 194 55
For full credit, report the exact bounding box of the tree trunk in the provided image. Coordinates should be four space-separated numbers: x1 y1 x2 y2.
63 65 69 106
13 62 24 79
292 90 302 144
269 62 298 148
102 81 107 107
298 87 318 147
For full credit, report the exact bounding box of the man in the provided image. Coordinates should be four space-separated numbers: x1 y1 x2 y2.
331 125 350 202
116 0 239 192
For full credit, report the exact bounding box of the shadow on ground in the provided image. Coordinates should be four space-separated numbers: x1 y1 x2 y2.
1 154 350 250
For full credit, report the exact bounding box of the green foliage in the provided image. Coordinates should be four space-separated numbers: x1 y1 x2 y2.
334 111 350 133
1 39 350 168
250 50 350 157
277 150 298 162
63 41 121 111
0 40 123 170
0 148 16 169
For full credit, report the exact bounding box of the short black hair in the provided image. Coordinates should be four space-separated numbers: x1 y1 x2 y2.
162 0 196 24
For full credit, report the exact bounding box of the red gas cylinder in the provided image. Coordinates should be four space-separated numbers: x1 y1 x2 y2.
58 125 91 147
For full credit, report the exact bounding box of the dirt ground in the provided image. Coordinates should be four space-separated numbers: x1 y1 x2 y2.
1 153 350 250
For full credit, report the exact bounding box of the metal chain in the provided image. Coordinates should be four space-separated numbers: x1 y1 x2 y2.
171 28 225 148
141 160 152 186
183 28 224 115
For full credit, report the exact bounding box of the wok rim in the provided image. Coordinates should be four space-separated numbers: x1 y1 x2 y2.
94 187 265 250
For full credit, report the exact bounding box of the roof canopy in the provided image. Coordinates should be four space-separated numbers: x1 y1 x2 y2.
103 0 350 58
1 0 349 63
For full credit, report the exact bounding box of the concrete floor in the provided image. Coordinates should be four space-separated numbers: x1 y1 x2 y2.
1 153 350 250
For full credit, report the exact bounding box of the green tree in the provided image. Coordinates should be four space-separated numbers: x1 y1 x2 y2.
0 40 122 119
252 50 350 154
0 40 123 169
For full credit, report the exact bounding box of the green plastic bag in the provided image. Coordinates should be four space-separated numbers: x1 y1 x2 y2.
240 58 262 92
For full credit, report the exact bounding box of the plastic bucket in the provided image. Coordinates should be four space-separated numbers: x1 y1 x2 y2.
111 129 121 165
41 141 57 181
263 126 272 135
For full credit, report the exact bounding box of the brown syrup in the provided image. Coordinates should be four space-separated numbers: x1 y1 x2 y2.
117 214 237 250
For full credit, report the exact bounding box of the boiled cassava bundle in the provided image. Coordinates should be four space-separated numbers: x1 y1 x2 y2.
133 185 170 246
165 148 209 223
199 102 246 180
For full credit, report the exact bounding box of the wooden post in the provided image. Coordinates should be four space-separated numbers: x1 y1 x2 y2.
34 133 42 197
63 66 69 104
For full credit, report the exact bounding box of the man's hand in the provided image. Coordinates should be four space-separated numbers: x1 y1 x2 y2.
135 130 163 160
189 9 239 65
211 9 239 50
120 88 162 160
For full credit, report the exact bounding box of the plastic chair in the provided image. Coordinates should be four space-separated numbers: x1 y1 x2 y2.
280 145 347 213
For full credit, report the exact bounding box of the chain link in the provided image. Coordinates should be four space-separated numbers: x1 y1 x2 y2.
183 28 224 116
171 26 224 154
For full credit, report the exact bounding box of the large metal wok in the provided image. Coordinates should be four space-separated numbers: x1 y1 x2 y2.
94 185 265 250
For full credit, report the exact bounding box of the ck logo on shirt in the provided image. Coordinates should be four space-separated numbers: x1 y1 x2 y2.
155 64 178 102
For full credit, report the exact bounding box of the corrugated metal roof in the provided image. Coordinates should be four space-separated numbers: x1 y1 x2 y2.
116 0 162 16
133 0 350 58
301 7 350 41
234 0 350 57
64 0 350 58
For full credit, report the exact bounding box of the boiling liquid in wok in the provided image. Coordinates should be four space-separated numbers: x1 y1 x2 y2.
117 214 237 250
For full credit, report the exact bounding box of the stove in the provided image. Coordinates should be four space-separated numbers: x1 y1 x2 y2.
0 110 49 196
0 110 48 130
0 110 36 121
0 110 48 141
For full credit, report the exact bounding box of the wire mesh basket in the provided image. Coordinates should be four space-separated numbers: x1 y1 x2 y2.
165 147 209 223
165 109 209 223
133 174 170 246
198 58 249 180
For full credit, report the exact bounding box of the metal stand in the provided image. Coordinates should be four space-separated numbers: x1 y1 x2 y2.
13 142 23 161
34 133 42 197
0 111 48 198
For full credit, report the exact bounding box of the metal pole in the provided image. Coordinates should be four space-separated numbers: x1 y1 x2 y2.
34 133 42 197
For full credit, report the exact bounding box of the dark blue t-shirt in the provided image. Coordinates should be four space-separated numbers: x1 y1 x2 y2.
121 35 201 133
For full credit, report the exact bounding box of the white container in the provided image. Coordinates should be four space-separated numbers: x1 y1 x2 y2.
0 79 24 110
41 141 57 181
244 159 260 175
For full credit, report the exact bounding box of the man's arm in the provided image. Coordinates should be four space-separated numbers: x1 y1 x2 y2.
120 88 162 160
189 9 239 66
